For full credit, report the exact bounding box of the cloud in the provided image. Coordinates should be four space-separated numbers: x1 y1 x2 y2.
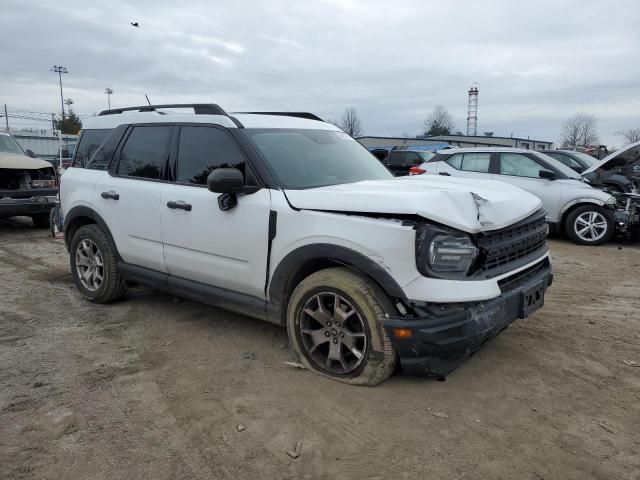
1 0 639 146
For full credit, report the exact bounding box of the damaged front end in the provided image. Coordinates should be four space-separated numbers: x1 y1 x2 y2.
0 166 58 218
608 181 640 236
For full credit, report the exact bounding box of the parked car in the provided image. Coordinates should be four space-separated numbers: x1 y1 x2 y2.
0 131 58 227
60 104 552 385
540 149 599 174
382 149 436 176
582 141 640 194
581 141 640 235
414 147 617 245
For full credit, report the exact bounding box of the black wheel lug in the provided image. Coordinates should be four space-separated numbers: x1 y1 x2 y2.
340 333 344 338
335 322 340 327
326 321 331 327
324 331 331 337
333 338 338 344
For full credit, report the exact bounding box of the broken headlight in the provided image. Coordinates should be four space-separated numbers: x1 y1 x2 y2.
416 225 478 278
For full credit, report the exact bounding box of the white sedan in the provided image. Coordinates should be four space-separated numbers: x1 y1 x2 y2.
412 147 615 245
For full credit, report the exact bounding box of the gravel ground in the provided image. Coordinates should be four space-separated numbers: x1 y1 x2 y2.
1 217 639 480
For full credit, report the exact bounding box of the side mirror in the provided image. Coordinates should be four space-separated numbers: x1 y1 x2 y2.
25 149 37 158
207 168 244 194
539 169 557 180
207 168 260 211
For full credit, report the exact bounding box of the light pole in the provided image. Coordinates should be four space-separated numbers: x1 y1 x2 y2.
51 66 68 121
104 88 113 109
64 98 74 116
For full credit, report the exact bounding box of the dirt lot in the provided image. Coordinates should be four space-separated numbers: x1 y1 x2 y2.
1 217 639 480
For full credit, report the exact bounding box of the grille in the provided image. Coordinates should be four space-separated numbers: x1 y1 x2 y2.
498 257 550 293
474 210 548 276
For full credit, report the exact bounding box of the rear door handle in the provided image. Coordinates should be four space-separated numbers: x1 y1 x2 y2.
101 191 120 200
438 172 451 176
167 201 192 211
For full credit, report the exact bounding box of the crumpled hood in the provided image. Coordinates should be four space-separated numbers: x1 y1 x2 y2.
284 176 542 233
0 153 54 170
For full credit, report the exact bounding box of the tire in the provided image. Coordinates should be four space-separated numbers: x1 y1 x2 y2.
69 224 127 303
286 268 397 386
31 213 50 228
565 205 614 246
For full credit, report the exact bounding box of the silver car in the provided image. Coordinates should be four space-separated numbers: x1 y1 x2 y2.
414 147 615 245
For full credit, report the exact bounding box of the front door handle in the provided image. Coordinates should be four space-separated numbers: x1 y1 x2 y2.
167 201 192 211
101 191 120 200
439 172 451 176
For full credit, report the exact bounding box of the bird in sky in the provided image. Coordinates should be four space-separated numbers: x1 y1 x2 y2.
130 22 140 27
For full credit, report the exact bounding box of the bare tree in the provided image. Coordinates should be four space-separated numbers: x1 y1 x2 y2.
424 105 456 136
616 128 640 144
340 107 362 137
560 113 599 148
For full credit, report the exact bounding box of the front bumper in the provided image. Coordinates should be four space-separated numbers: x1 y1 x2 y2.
384 258 552 377
0 191 57 217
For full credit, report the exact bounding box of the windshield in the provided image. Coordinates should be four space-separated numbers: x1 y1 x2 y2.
567 151 599 167
534 152 582 179
0 134 25 155
246 129 393 189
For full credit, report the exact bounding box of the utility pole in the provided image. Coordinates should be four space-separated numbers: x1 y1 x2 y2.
51 65 68 121
3 104 8 132
104 88 113 109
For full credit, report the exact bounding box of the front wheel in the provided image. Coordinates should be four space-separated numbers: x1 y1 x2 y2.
565 205 614 245
286 268 397 386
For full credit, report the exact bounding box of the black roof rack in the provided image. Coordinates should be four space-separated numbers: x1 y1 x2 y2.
98 104 228 116
236 112 324 122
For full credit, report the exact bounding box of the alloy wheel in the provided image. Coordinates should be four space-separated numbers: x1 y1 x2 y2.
75 239 104 291
299 292 368 375
574 211 608 242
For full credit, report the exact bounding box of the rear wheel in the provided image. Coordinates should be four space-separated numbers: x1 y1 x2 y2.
70 224 127 303
565 205 614 245
31 213 49 228
286 268 397 386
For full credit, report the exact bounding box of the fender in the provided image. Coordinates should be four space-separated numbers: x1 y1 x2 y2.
559 197 608 219
63 205 121 260
267 243 407 325
601 173 633 193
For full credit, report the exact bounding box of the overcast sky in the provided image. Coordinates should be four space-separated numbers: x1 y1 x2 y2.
1 0 639 146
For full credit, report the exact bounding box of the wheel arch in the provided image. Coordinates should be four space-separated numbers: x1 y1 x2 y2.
64 206 121 260
267 244 406 326
559 199 608 230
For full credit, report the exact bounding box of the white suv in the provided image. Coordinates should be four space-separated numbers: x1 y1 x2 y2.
414 148 616 245
60 104 553 385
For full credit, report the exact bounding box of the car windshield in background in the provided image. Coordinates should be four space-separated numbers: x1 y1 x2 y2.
0 134 25 155
246 129 393 189
417 151 435 161
569 151 599 167
534 152 582 179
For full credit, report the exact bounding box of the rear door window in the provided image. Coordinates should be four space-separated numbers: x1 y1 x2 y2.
116 126 173 180
460 152 491 173
72 129 112 167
